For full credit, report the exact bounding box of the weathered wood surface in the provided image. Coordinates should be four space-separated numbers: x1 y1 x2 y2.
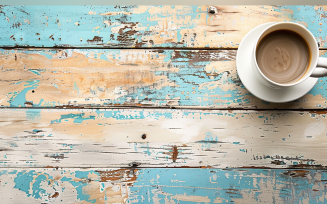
1 168 327 203
2 5 327 203
1 108 327 168
1 49 327 109
0 5 326 48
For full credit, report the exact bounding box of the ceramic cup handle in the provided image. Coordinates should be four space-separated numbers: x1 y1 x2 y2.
311 57 327 77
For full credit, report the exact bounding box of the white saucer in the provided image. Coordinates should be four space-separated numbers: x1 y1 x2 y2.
236 23 318 103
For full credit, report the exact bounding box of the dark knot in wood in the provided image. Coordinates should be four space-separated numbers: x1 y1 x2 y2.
208 6 217 14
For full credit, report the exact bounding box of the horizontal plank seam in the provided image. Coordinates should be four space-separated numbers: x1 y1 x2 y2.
1 46 327 50
0 46 239 50
0 167 326 170
0 107 326 112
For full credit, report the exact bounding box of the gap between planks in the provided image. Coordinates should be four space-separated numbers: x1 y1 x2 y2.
0 107 327 112
0 167 326 170
1 46 327 50
0 46 238 50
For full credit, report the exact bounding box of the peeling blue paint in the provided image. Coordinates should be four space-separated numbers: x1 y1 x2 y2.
51 113 95 124
1 6 324 108
9 80 39 107
13 171 33 196
276 6 327 42
128 168 327 203
29 69 41 75
0 6 200 48
38 52 53 59
13 171 54 200
99 53 109 61
0 170 7 176
32 174 47 199
94 109 173 120
53 83 59 89
0 5 324 49
3 47 327 107
74 82 80 93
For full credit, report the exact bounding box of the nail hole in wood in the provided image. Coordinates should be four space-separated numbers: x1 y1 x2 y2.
141 134 146 139
208 6 216 14
32 90 35 93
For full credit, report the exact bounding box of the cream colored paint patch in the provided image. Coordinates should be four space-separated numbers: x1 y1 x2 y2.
171 194 211 202
0 50 179 107
304 121 326 137
137 5 294 48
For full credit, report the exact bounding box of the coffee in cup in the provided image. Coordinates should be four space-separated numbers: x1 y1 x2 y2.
252 22 327 89
256 29 311 84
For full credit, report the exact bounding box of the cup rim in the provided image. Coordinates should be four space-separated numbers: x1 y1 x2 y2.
253 22 319 87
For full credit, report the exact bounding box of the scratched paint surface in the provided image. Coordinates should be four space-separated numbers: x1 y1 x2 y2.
0 168 327 203
1 109 327 168
0 5 326 48
1 49 327 109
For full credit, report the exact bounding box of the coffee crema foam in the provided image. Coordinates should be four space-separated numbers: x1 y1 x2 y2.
256 30 310 84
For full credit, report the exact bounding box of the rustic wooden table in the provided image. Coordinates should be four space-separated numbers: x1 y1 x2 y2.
0 5 327 203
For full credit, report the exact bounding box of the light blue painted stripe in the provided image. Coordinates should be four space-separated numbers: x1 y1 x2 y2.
0 6 326 48
1 168 327 203
0 5 198 48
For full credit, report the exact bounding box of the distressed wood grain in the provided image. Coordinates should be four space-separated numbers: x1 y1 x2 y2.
1 49 327 109
3 5 327 204
0 5 326 48
1 168 327 203
1 109 327 168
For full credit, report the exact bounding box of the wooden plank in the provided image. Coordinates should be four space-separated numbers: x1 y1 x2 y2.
1 49 327 109
0 5 326 48
1 168 327 203
1 108 327 168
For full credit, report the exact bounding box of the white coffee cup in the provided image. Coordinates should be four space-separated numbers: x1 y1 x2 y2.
252 22 327 89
